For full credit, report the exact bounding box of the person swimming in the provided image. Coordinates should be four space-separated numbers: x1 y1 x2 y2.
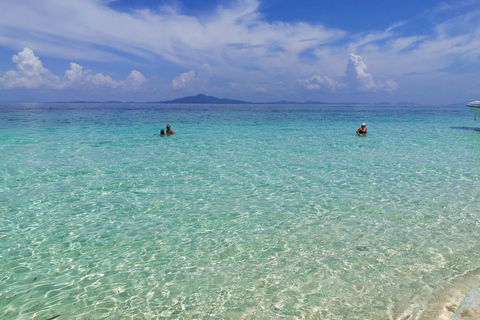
166 124 174 135
160 129 165 136
356 123 368 135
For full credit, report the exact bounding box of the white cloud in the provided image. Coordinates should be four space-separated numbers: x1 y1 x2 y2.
0 48 146 91
345 53 398 92
64 62 119 89
298 54 395 94
346 53 376 91
171 70 196 90
89 73 120 89
0 0 345 82
65 62 87 85
382 79 399 93
0 47 62 89
299 75 340 91
125 70 147 91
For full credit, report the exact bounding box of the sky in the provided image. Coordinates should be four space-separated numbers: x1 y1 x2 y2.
0 0 479 104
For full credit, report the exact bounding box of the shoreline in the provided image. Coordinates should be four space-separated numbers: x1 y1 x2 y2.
396 268 480 320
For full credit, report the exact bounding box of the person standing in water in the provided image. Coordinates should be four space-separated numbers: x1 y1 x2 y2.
166 124 174 135
356 123 368 135
155 129 167 136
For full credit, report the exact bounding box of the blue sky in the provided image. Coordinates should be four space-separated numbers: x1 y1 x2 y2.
0 0 479 103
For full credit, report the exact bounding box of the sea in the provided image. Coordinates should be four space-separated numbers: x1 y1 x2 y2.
1 103 480 320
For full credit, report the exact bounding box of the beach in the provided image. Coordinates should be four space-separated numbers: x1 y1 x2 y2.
1 103 480 319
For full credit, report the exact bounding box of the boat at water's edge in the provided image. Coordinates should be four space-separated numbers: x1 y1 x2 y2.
467 99 480 117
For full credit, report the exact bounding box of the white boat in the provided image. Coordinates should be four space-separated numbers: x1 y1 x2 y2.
467 99 480 117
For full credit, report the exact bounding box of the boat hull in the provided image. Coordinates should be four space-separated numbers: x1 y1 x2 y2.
468 106 480 117
467 100 480 117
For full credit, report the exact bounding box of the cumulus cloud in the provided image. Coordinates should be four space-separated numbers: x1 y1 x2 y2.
0 48 62 89
125 70 146 91
345 53 398 92
298 75 340 91
298 54 396 94
345 54 375 91
0 48 146 91
65 62 87 85
171 70 196 90
64 62 119 89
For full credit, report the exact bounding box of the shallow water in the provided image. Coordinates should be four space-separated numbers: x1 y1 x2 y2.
1 103 480 319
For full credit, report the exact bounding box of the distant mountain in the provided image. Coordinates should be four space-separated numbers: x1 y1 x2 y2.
302 100 330 104
160 94 251 104
157 95 381 105
52 100 123 104
44 96 413 106
262 100 300 104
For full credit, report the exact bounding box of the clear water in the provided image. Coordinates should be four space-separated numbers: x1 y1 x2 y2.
1 103 480 319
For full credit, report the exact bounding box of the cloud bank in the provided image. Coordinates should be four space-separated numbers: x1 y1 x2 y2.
0 48 146 91
0 47 415 98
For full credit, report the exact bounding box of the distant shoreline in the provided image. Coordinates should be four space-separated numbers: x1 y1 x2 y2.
0 94 419 106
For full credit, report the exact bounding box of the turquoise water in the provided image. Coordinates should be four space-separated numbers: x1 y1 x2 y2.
1 103 480 319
